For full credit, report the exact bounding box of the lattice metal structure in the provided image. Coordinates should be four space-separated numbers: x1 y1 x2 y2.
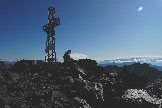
43 7 60 63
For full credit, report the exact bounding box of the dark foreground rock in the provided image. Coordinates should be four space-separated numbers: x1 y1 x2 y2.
0 59 162 108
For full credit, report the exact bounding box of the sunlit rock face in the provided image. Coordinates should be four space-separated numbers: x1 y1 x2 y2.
122 89 162 108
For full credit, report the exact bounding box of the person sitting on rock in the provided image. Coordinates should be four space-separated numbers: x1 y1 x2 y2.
63 50 73 63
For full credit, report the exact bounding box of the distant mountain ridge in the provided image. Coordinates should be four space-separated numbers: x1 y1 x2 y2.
98 57 162 71
0 60 16 65
2 57 162 67
99 57 162 66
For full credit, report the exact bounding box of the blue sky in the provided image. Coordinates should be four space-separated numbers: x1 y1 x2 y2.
0 0 162 61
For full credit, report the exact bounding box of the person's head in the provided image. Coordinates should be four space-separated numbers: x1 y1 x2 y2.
67 50 71 54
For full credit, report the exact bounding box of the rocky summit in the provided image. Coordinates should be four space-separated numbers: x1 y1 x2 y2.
0 57 162 108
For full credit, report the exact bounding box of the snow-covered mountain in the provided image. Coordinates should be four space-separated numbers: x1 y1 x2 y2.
99 57 162 66
0 59 17 65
